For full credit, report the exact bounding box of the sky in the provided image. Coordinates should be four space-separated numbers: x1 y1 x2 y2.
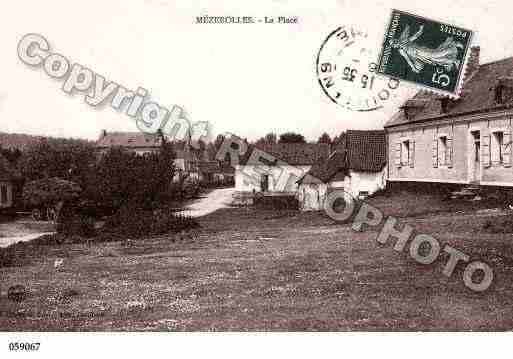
1 0 512 142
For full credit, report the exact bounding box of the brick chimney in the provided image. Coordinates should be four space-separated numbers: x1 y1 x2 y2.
465 46 480 78
100 129 107 138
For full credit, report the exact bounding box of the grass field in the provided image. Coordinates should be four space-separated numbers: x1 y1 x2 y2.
1 191 513 330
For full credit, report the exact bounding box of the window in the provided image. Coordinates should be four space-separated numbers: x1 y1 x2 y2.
433 133 453 168
495 85 504 104
492 131 505 164
439 136 448 165
358 191 369 200
395 139 415 168
401 140 410 166
471 131 480 162
0 185 7 204
483 130 511 168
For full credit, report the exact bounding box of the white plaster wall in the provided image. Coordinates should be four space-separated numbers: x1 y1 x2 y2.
298 170 386 211
344 168 387 197
387 113 513 186
235 165 311 192
174 158 186 171
298 183 328 211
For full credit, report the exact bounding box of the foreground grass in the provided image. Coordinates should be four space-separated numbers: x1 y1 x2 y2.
1 192 513 330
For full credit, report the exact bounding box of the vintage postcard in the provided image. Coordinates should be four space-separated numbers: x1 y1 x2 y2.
1 0 513 357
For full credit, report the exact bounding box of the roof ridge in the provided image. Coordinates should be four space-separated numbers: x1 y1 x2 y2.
106 131 148 135
478 56 513 68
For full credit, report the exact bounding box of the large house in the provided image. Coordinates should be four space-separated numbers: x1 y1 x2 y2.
385 47 513 188
235 143 330 193
297 130 387 211
95 130 203 180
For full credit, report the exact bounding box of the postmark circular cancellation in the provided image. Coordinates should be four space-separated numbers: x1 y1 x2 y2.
316 25 401 112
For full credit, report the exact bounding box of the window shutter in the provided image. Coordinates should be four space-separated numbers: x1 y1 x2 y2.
395 142 401 167
409 140 415 168
432 134 438 168
503 130 511 167
482 134 491 168
447 135 453 168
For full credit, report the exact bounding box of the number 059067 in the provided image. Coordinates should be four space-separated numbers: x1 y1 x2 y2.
8 342 40 351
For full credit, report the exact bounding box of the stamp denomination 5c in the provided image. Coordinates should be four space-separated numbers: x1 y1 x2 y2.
377 9 473 96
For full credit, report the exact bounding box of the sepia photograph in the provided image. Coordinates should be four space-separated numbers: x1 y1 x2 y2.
1 0 513 357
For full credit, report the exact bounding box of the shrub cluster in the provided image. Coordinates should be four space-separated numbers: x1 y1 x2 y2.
482 217 513 234
0 206 200 268
254 194 299 210
0 235 59 268
99 204 200 240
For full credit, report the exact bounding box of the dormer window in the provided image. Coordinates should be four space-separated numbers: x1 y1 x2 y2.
494 77 513 105
400 99 427 120
403 107 418 120
495 85 504 104
440 98 451 113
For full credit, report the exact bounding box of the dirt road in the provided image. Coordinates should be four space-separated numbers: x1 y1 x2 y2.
0 219 55 247
179 187 235 217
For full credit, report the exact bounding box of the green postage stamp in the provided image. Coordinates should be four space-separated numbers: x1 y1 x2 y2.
377 9 473 96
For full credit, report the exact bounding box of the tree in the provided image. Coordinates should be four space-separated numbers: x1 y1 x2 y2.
0 147 22 166
85 143 176 208
278 132 306 144
19 138 96 186
318 132 332 144
255 132 277 147
264 133 277 144
22 178 82 207
332 132 347 149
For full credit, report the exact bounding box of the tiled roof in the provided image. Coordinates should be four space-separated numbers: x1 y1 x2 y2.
297 130 386 184
0 132 45 150
96 131 162 148
241 143 330 166
385 55 513 128
96 131 194 159
346 130 386 172
298 151 348 184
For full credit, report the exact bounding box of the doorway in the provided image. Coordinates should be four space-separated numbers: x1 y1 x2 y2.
470 130 481 184
261 174 269 192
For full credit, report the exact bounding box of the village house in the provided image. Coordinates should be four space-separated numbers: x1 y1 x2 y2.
235 143 330 194
385 47 513 189
220 163 236 185
297 130 387 211
197 161 235 185
95 130 203 181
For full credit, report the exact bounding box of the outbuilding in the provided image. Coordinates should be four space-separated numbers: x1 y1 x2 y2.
297 130 387 211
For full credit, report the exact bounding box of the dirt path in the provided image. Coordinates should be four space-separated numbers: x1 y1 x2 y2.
0 219 55 247
179 187 235 218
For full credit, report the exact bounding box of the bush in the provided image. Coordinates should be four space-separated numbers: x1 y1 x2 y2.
22 178 82 208
0 235 61 268
56 213 96 238
482 217 513 234
54 201 96 238
100 204 199 239
152 207 200 234
254 194 299 210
